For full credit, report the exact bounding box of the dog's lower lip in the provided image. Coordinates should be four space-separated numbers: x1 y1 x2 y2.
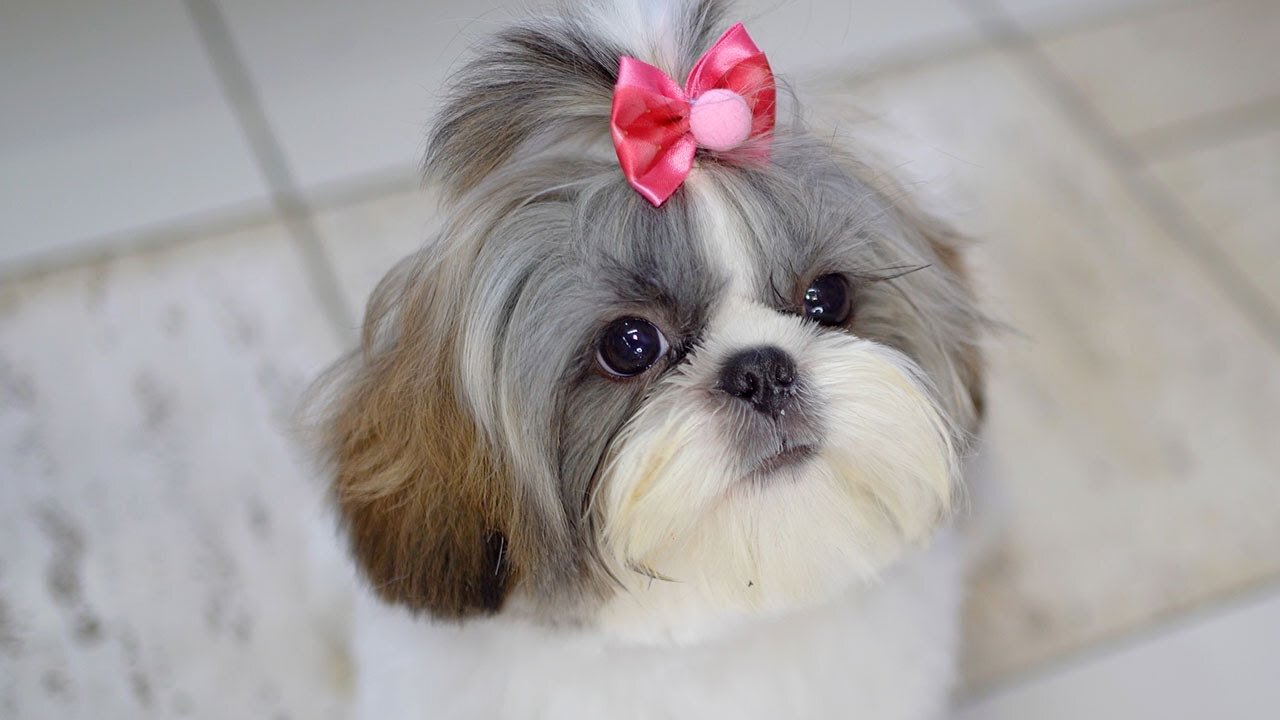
751 444 818 477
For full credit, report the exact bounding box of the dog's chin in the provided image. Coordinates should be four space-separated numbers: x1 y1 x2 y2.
592 309 958 645
745 442 820 480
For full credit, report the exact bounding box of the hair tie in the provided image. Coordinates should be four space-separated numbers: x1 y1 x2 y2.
610 23 776 207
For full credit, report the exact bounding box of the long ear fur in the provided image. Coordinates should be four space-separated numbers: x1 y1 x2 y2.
311 254 523 618
810 130 988 428
890 196 988 427
425 0 728 199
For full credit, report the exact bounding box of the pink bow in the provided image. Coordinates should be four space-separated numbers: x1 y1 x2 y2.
610 23 776 207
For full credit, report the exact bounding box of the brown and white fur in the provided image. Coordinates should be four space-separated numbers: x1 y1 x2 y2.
309 1 987 717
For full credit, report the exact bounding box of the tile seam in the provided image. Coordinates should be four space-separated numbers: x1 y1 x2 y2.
1130 94 1280 164
957 573 1280 703
0 167 423 286
953 0 1280 355
182 0 356 346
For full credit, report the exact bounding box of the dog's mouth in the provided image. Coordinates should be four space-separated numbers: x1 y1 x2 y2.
747 442 819 480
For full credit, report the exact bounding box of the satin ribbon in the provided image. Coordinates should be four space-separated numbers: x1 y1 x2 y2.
610 23 776 206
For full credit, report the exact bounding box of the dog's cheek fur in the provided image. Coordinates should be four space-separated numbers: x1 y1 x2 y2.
319 269 527 619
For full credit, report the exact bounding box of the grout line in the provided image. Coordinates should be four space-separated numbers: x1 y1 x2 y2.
298 165 424 215
1129 94 1280 164
803 32 994 89
952 0 1280 356
182 0 356 347
1009 0 1216 45
0 165 424 287
958 573 1280 705
817 0 1214 87
822 0 1209 95
0 200 277 286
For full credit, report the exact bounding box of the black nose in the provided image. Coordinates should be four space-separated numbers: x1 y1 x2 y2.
718 346 798 416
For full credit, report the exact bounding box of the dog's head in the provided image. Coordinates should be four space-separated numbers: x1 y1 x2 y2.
313 0 984 640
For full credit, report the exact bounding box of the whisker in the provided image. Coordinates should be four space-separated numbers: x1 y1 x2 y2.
854 264 933 283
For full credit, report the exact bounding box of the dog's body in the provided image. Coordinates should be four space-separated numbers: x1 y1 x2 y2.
312 1 986 717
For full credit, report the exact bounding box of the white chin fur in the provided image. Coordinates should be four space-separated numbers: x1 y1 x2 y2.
595 301 957 642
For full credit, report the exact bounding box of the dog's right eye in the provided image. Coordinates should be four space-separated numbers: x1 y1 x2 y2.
597 317 668 377
803 273 853 326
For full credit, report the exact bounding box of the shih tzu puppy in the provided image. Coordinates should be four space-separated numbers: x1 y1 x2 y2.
311 0 986 717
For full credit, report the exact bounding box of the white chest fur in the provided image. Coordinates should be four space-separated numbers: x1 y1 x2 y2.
350 530 962 720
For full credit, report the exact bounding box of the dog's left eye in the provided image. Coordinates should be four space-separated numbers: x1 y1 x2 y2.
803 274 853 326
596 317 669 377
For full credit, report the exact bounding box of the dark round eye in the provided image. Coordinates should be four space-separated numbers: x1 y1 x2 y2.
803 274 853 326
596 317 669 377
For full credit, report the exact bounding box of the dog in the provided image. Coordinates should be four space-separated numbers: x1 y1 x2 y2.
310 1 986 716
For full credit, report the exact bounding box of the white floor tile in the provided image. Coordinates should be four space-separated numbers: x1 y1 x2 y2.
0 0 271 272
958 586 1280 720
1040 0 1280 140
214 0 521 192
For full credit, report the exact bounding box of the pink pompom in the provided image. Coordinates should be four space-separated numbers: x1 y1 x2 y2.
688 89 752 152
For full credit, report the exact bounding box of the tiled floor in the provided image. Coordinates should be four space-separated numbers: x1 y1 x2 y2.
1144 127 1280 312
807 22 1280 686
2 0 1277 717
1038 0 1280 141
958 581 1280 719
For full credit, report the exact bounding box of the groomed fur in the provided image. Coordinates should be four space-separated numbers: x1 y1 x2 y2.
313 255 526 618
310 0 985 635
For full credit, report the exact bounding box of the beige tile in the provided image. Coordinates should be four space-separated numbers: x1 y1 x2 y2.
0 226 353 717
810 48 1280 687
958 585 1280 718
996 0 1196 31
1040 0 1280 140
310 185 444 316
1145 128 1280 313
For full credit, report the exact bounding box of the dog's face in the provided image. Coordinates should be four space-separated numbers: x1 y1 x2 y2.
313 0 983 641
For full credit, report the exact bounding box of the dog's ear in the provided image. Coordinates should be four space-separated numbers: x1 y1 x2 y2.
312 257 522 618
895 201 987 426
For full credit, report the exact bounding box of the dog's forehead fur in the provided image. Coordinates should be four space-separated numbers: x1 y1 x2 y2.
457 136 980 554
469 133 924 359
463 131 972 413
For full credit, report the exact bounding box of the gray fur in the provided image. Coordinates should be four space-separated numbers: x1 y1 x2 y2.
316 0 984 618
